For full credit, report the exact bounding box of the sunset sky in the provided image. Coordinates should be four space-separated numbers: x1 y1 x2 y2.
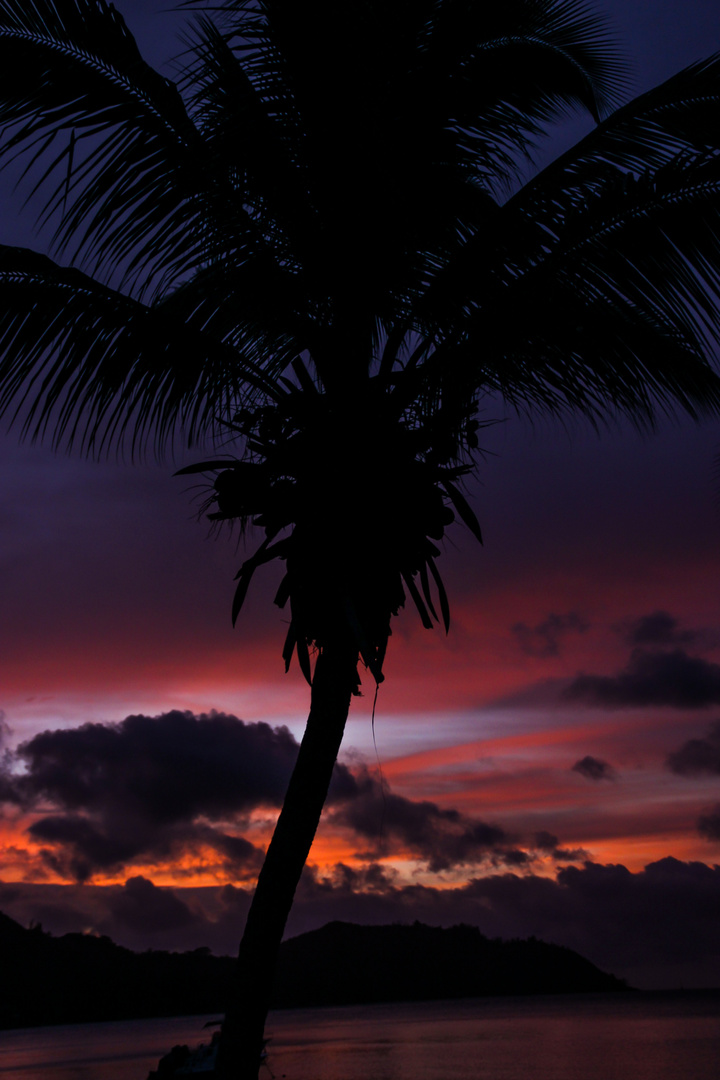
2 0 720 991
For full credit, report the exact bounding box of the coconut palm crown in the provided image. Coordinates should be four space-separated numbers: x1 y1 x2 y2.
3 1 720 1076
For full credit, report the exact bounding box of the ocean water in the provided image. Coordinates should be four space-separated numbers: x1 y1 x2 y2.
1 992 718 1080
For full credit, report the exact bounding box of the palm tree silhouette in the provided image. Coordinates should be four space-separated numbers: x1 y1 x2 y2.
2 1 720 1075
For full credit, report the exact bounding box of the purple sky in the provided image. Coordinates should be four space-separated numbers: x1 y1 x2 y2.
2 2 720 990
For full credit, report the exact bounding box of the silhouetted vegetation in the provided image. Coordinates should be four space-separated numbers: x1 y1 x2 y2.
272 922 629 1006
0 911 627 1029
0 910 234 1028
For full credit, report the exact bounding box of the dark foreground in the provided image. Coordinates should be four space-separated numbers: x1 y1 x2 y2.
1 991 719 1080
0 913 627 1029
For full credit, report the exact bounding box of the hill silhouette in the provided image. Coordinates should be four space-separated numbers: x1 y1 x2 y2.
272 921 629 1006
0 910 628 1028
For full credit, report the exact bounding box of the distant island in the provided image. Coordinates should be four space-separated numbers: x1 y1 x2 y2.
0 910 629 1029
272 921 629 1007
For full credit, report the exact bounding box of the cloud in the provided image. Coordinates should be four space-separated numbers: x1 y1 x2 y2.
0 876 216 948
571 756 617 782
621 611 704 648
0 711 530 880
532 830 589 861
10 709 302 813
666 721 720 776
104 875 201 935
2 857 720 989
511 612 589 658
566 649 720 708
0 712 17 806
697 806 720 842
532 830 559 851
1 710 326 880
0 772 22 807
327 768 523 873
26 814 262 884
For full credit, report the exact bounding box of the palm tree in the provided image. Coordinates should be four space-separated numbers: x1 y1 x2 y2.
3 0 720 1075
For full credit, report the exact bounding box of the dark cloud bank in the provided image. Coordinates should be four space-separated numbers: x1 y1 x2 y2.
566 612 720 709
1 711 307 881
1 857 719 991
0 711 542 881
325 767 531 873
621 611 707 649
567 648 720 709
1 712 720 989
3 710 720 989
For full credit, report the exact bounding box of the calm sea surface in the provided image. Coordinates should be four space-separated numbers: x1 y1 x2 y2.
1 992 719 1080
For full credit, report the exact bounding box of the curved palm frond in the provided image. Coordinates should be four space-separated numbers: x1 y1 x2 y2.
414 52 720 425
410 0 625 169
0 0 205 291
517 51 720 198
0 245 286 454
180 16 318 266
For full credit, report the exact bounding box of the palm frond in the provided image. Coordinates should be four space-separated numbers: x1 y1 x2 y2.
515 51 720 204
416 1 624 173
0 246 280 455
154 256 313 367
0 0 205 291
179 16 318 264
413 54 720 424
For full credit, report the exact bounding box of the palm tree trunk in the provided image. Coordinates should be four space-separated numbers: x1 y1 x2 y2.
215 636 358 1079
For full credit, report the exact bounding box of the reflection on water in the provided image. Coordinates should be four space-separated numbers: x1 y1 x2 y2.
1 993 719 1080
269 994 720 1080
